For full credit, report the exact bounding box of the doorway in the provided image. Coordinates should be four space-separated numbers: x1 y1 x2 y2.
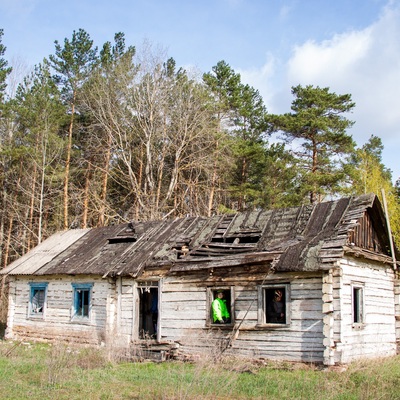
138 282 159 339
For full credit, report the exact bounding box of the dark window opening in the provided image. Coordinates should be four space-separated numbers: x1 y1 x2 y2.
210 289 232 325
138 286 158 339
265 287 286 324
353 287 363 323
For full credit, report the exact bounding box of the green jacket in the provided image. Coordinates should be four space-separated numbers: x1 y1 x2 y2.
212 298 230 323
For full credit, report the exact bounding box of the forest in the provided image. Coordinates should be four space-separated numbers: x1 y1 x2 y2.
0 28 399 269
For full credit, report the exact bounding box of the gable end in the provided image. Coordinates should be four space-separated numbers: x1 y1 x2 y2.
348 212 387 254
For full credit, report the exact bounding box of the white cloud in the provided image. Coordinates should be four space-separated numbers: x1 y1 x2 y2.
287 29 372 84
238 54 277 110
241 2 400 181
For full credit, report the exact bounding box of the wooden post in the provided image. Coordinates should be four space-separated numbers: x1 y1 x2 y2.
381 189 397 270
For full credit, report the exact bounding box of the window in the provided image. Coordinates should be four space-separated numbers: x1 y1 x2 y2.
208 287 233 326
352 285 364 324
72 283 93 319
29 282 48 317
258 284 290 326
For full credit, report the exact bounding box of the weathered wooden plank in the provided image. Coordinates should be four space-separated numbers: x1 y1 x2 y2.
162 291 206 302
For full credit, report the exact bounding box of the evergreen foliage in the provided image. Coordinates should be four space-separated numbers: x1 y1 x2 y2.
267 85 356 204
0 29 398 266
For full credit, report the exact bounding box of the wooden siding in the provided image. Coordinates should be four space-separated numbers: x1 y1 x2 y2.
332 257 396 364
159 271 325 363
394 279 400 350
6 275 112 345
349 212 384 253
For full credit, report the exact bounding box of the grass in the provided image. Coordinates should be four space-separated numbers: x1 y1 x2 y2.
0 341 400 399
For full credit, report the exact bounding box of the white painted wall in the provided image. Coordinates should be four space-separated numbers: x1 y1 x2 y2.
333 257 396 364
6 275 112 345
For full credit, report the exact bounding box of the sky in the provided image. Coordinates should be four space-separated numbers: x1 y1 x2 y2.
1 0 400 183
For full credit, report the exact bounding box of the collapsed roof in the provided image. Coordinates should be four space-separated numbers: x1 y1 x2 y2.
2 193 398 278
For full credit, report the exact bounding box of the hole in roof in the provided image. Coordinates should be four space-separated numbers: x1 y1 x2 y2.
108 237 137 244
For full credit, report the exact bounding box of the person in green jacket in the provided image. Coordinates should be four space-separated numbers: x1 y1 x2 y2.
212 290 230 324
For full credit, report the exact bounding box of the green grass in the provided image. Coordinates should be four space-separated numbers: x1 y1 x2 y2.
0 341 400 399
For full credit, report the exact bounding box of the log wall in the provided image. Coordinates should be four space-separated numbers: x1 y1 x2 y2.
332 257 396 364
6 257 397 366
6 275 113 345
395 278 400 351
158 271 325 364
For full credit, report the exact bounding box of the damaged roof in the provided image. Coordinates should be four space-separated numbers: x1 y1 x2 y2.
1 193 398 278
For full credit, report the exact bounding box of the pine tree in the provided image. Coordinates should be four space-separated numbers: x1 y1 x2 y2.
203 61 269 211
268 85 355 204
0 29 12 104
49 29 98 229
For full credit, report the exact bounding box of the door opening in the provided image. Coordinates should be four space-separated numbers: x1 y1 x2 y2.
138 283 158 339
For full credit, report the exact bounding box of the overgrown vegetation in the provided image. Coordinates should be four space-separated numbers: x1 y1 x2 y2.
0 341 400 399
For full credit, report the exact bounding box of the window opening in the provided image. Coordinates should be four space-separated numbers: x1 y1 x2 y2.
138 282 159 339
72 283 93 319
264 287 287 324
353 286 364 324
29 282 48 316
210 288 232 325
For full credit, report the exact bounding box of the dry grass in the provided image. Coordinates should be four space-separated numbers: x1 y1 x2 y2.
0 341 400 399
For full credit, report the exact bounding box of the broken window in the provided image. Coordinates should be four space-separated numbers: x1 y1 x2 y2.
29 282 48 316
72 283 93 319
352 284 364 324
209 288 233 325
259 284 290 325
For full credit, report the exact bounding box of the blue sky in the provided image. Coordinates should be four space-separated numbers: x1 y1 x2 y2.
1 0 400 183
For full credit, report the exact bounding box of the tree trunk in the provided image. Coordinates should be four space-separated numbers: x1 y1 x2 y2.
63 92 76 230
98 133 112 227
82 160 92 229
207 141 219 217
27 144 39 250
310 138 318 204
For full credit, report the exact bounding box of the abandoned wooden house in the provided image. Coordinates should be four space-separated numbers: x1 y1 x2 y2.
1 193 399 366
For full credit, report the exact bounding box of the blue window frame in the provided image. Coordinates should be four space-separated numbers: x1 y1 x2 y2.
72 283 93 319
29 282 48 316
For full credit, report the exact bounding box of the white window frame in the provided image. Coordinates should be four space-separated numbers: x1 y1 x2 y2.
258 283 291 327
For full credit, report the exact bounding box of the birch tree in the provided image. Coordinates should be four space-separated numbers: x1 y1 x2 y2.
14 62 65 246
